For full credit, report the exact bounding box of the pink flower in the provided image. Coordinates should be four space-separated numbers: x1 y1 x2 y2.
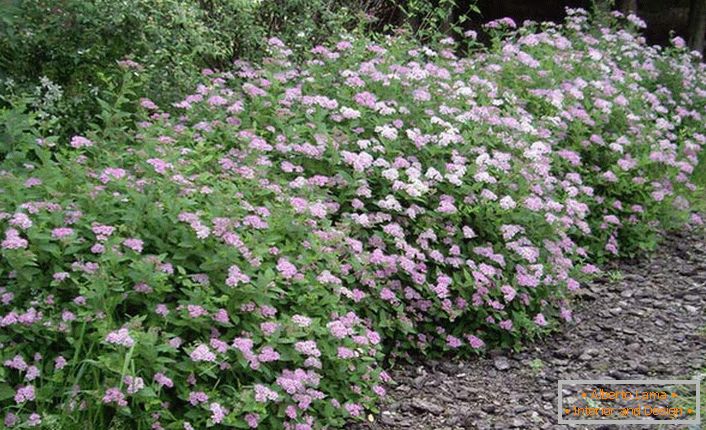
210 338 228 353
500 319 514 330
232 337 253 353
9 213 32 230
54 356 67 370
341 151 374 172
14 385 35 403
188 391 208 405
276 258 298 279
367 330 381 345
254 384 279 402
123 238 144 253
672 36 686 49
99 167 127 183
336 40 352 50
210 402 228 423
154 372 174 388
105 328 135 347
337 346 357 359
208 96 228 106
260 322 280 335
523 196 544 211
2 228 28 249
353 91 377 109
190 344 216 362
186 304 207 318
212 308 229 324
484 17 516 29
345 403 363 417
291 315 312 327
327 321 349 338
245 412 260 428
52 272 70 282
70 136 93 148
466 335 485 349
123 375 144 394
437 195 457 213
258 346 280 362
155 304 169 316
500 285 516 301
4 412 18 427
294 341 321 357
4 355 27 370
146 158 173 174
534 313 548 326
445 335 462 348
51 227 74 239
92 224 115 239
27 413 41 427
140 98 158 110
226 265 251 286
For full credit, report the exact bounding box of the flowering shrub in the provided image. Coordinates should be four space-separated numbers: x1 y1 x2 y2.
0 0 383 138
0 125 387 429
1 8 705 429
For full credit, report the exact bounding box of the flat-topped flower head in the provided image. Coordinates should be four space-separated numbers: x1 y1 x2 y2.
189 344 216 362
105 328 135 347
70 136 94 148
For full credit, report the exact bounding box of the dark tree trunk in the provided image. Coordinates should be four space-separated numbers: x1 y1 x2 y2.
687 0 706 54
408 14 420 34
402 0 420 33
618 0 638 14
440 3 455 38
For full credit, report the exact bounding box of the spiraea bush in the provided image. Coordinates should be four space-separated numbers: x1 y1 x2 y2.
1 8 705 429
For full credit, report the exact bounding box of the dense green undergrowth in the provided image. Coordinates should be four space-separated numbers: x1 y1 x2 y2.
0 0 395 138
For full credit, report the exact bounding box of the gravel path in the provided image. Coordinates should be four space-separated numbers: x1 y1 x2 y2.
353 228 706 430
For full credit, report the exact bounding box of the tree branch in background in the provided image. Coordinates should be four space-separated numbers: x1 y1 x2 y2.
687 0 706 54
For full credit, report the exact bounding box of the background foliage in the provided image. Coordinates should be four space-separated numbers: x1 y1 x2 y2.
0 0 395 136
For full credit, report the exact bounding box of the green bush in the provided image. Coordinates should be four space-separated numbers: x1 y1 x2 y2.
0 0 380 137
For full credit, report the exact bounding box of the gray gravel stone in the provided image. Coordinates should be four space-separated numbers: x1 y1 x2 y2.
351 228 706 430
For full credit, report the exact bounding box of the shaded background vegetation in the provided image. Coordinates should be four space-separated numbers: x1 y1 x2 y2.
0 0 704 139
